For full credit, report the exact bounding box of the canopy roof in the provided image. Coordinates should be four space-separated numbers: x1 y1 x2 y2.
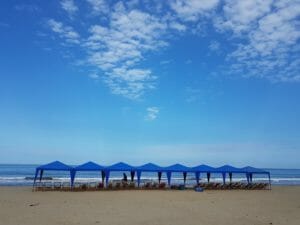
241 166 270 174
37 161 73 171
136 163 163 172
35 161 269 175
106 162 135 171
75 161 104 171
215 165 242 173
163 163 191 172
192 164 216 172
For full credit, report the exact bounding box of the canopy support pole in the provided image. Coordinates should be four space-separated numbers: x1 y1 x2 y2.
222 172 226 184
137 171 142 187
183 172 187 186
33 169 39 189
246 173 250 184
101 171 105 184
70 170 76 189
207 172 211 183
39 169 44 182
167 172 172 187
158 172 162 184
229 172 232 183
105 170 110 188
130 171 135 182
195 172 200 185
268 173 272 190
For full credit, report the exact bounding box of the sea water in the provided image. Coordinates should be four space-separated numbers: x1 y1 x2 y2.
0 164 299 186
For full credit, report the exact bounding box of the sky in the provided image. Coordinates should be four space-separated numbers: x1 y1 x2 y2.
0 0 300 168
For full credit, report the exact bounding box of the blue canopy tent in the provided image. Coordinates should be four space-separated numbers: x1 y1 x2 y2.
33 161 74 187
214 165 243 184
241 166 271 189
74 161 106 184
192 164 216 184
105 162 135 187
163 164 191 187
136 163 163 187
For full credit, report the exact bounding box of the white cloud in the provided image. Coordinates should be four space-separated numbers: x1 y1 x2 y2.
86 0 109 15
226 1 300 82
170 0 220 21
61 0 78 16
45 0 300 100
214 0 273 34
145 107 159 121
208 40 220 52
47 19 80 44
83 3 168 99
169 21 186 32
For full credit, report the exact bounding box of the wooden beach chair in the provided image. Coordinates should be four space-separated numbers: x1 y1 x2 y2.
61 182 71 191
43 182 53 191
88 182 98 191
53 182 61 191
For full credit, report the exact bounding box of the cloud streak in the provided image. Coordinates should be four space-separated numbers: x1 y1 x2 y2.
145 107 159 121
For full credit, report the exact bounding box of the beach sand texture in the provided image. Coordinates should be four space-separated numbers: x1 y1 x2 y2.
0 186 299 225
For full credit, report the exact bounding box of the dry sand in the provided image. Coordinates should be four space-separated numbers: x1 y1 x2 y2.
0 186 299 225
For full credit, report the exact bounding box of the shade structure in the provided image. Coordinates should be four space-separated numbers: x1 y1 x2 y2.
163 164 191 186
105 162 135 186
241 166 271 188
136 163 163 172
136 163 163 186
215 165 243 184
192 164 216 184
73 161 105 184
74 161 104 171
33 161 74 187
33 162 272 190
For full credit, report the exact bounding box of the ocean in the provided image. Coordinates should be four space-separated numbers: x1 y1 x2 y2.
0 164 299 186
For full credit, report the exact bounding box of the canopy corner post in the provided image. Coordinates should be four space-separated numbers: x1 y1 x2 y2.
195 172 200 185
70 170 76 189
166 171 172 187
183 172 187 186
222 172 226 185
32 168 39 191
101 170 105 184
137 170 142 187
268 173 272 190
130 171 135 182
207 172 211 183
105 170 110 188
158 171 162 184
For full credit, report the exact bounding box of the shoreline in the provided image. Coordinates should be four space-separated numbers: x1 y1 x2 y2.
0 186 299 225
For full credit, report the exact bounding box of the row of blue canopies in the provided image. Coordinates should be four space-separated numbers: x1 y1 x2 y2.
33 161 271 187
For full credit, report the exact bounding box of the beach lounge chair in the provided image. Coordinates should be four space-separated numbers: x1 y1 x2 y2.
72 182 81 191
152 182 158 189
35 182 43 191
88 182 97 191
97 182 104 190
43 182 53 191
53 182 61 191
129 182 135 189
158 182 166 189
61 182 71 191
144 182 152 189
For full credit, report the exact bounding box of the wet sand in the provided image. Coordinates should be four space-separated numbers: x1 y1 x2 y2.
0 186 299 225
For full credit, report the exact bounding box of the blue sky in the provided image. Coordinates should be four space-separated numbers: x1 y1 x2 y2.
0 0 300 168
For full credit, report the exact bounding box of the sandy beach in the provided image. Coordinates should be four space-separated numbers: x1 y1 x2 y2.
0 186 299 225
